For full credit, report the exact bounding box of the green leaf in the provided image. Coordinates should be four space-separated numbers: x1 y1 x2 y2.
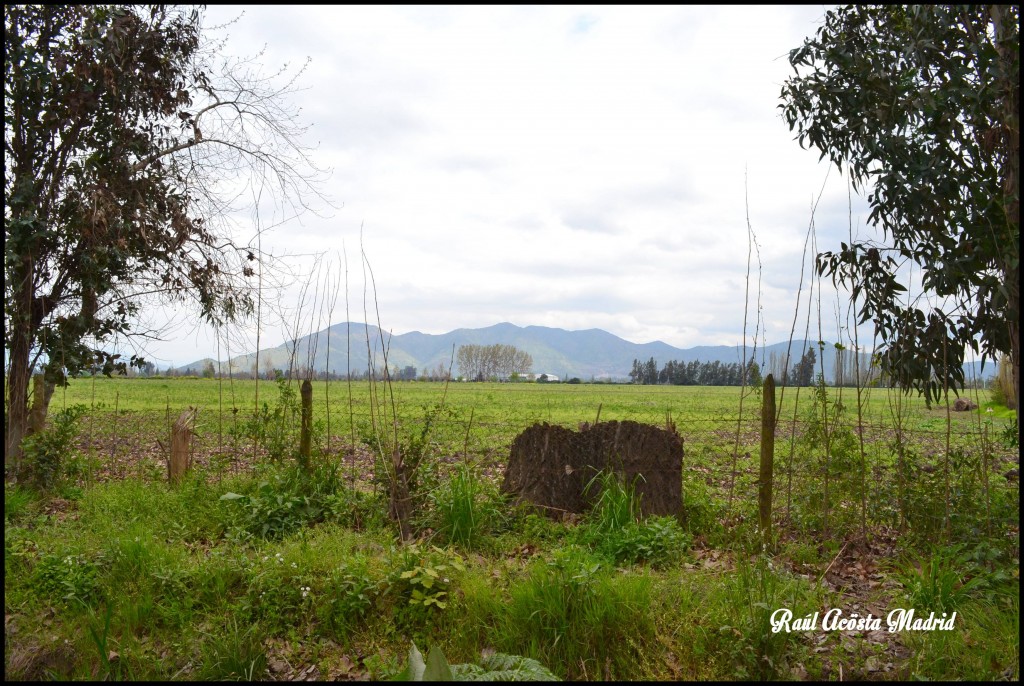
423 646 453 681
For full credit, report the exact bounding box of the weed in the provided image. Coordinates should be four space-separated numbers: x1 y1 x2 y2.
718 555 813 679
894 545 986 613
574 470 689 567
398 545 465 610
219 464 344 540
197 618 267 681
83 602 117 680
495 545 655 679
428 462 505 548
4 484 38 523
317 559 381 640
33 551 105 607
584 469 640 532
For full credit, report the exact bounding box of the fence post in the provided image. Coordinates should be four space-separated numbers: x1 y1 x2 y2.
169 408 197 485
299 378 313 471
759 374 776 541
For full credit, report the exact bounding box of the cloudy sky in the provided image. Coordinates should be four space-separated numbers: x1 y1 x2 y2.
143 4 882 368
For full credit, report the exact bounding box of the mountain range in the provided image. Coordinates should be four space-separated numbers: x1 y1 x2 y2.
175 321 956 382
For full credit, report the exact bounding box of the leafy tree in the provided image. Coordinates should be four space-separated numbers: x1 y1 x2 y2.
790 347 817 387
780 5 1019 407
456 343 532 381
746 356 763 387
4 5 325 468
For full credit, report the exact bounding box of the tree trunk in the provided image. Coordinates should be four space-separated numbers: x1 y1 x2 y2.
5 326 32 474
993 3 1020 412
28 373 56 435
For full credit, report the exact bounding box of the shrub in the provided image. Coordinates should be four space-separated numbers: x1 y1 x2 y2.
19 405 88 490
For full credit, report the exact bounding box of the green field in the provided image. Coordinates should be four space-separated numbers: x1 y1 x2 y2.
51 375 1011 459
5 376 1019 680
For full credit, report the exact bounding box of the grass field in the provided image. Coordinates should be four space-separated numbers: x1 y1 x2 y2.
5 376 1019 680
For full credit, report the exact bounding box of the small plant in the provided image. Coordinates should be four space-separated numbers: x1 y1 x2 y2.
584 469 640 532
318 561 380 638
19 404 88 490
398 545 465 610
84 602 118 680
229 374 321 462
719 555 807 679
498 545 655 679
599 515 691 568
1000 418 1018 448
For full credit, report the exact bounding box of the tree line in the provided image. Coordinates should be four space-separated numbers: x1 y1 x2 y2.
629 349 819 387
456 344 532 381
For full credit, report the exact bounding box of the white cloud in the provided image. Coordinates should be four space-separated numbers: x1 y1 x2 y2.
126 4 884 368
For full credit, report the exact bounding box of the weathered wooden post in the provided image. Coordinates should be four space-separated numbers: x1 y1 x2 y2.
299 378 313 470
169 408 197 484
758 374 776 541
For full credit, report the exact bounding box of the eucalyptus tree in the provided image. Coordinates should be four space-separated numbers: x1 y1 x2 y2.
780 5 1018 407
4 5 327 468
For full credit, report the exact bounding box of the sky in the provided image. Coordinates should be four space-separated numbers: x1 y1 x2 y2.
138 4 884 369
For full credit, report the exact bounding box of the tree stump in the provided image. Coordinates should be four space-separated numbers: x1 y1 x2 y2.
169 408 197 484
502 420 683 518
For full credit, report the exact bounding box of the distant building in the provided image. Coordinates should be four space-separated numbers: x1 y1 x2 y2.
506 372 560 382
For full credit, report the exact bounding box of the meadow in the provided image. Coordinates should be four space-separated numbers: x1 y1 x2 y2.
5 375 1019 680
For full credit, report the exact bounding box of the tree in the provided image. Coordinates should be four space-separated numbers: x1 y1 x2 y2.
780 5 1019 407
456 343 532 381
790 347 817 387
4 5 325 469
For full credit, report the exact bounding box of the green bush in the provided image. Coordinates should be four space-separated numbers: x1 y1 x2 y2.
19 405 88 490
219 462 351 540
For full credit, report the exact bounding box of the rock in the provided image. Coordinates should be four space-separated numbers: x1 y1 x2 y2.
501 420 683 518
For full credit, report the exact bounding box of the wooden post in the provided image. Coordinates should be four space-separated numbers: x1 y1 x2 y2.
759 374 776 541
299 379 313 471
169 408 197 485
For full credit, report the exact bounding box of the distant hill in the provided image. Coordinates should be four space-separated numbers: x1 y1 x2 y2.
174 321 989 383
